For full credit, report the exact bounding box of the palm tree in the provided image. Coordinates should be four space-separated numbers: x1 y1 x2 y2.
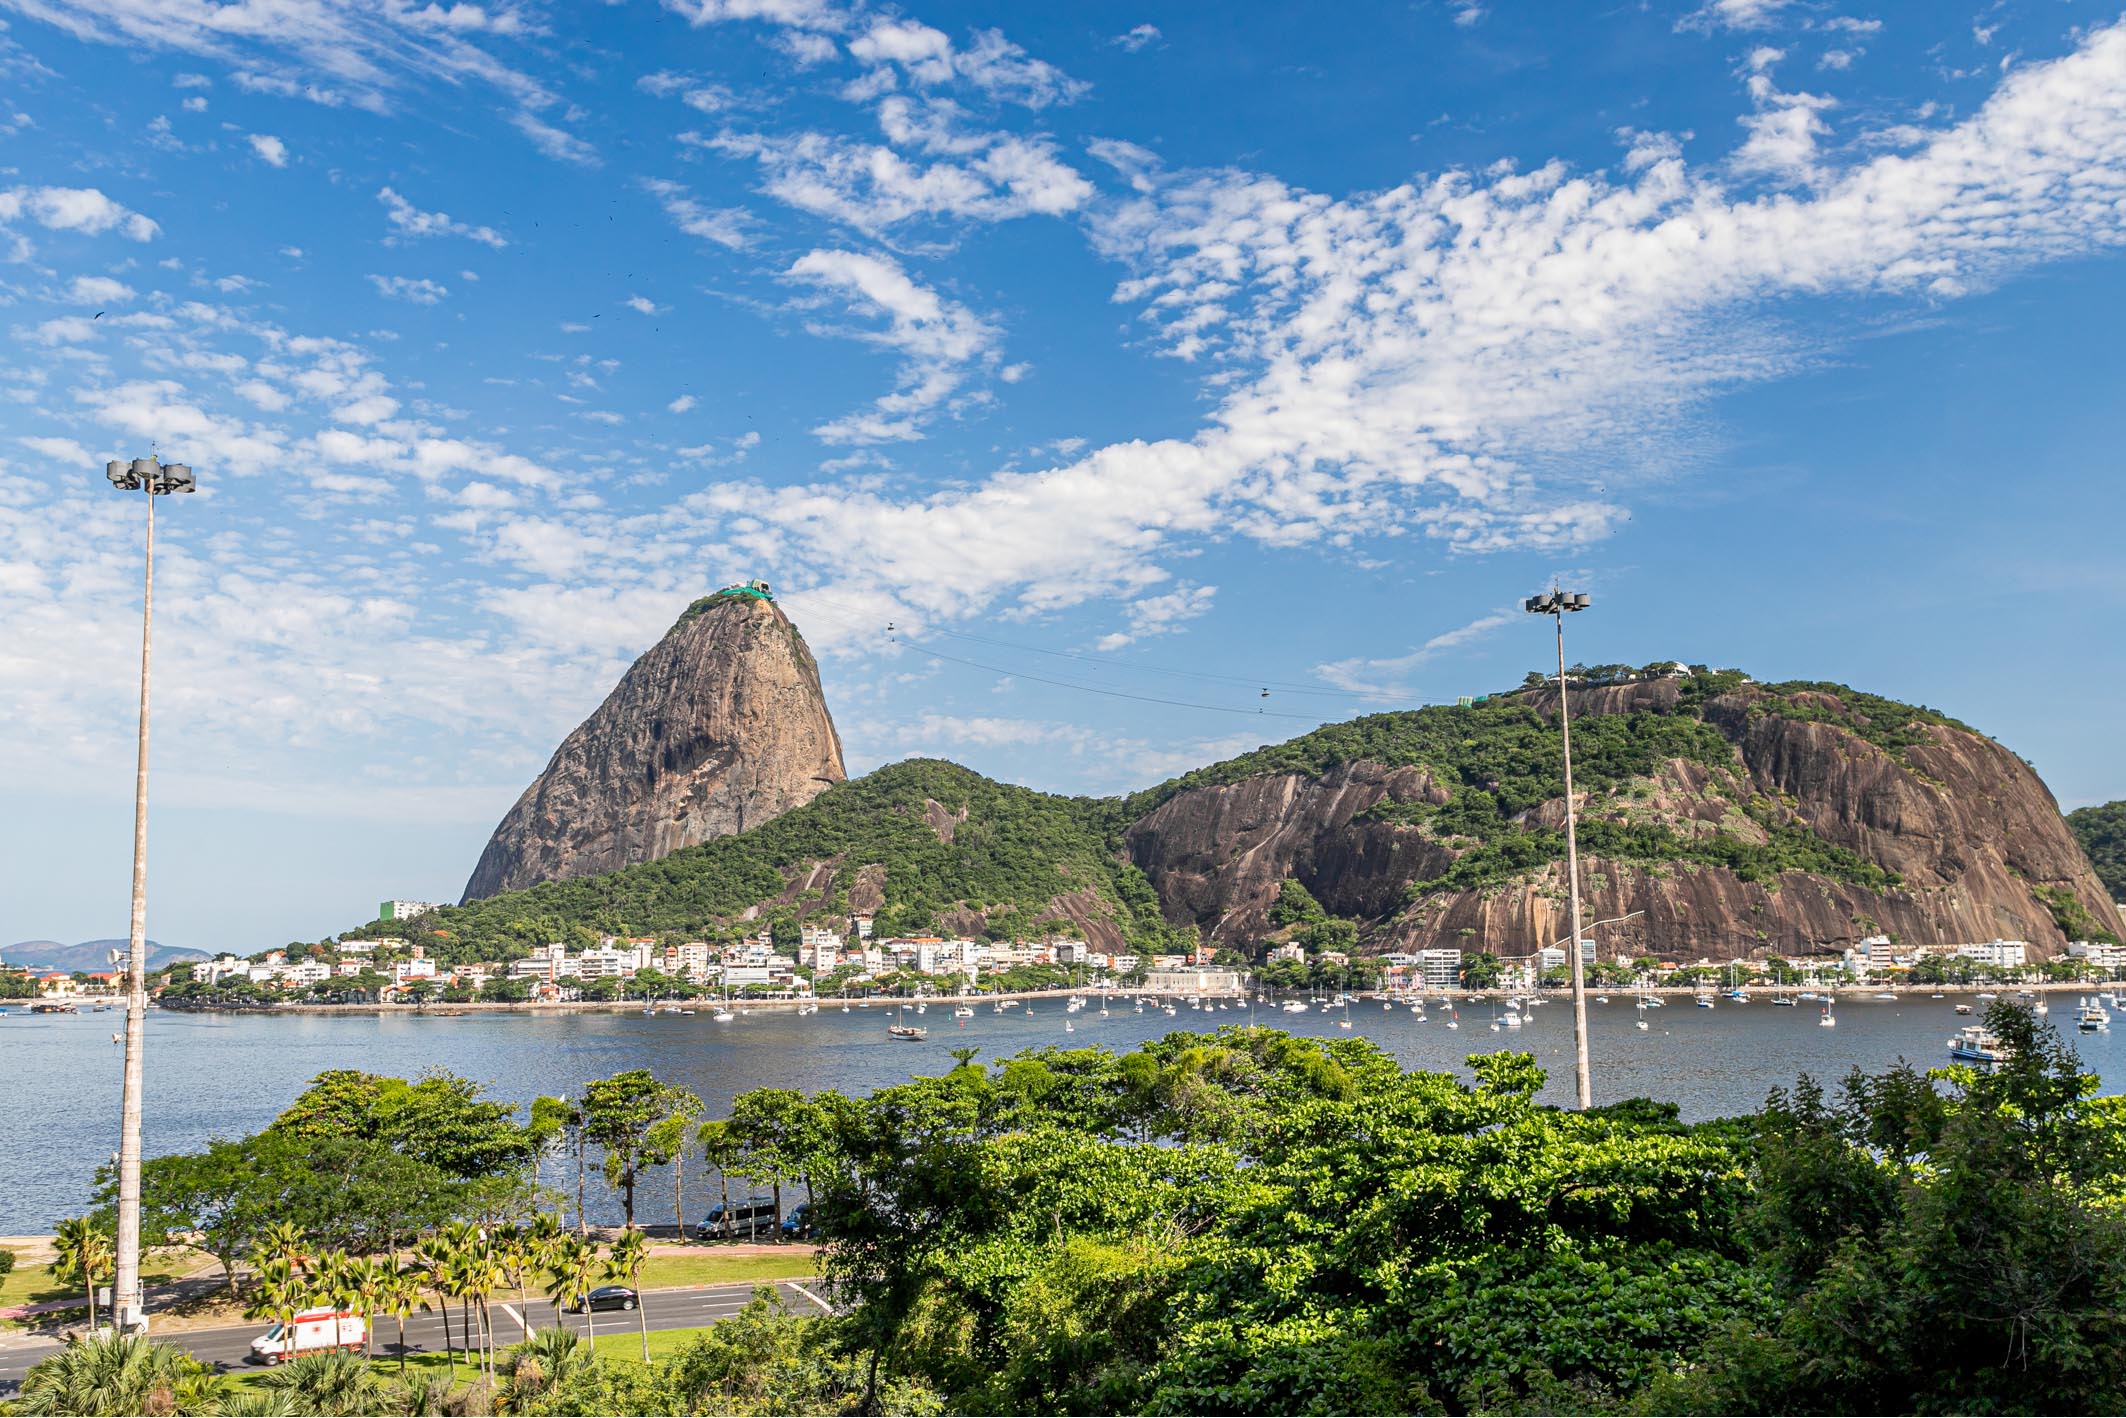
498 1326 591 1413
257 1349 380 1417
411 1233 459 1370
376 1264 423 1375
341 1254 389 1361
12 1331 222 1416
948 1045 980 1070
51 1217 115 1334
242 1258 305 1364
249 1220 310 1282
543 1235 602 1349
605 1226 652 1363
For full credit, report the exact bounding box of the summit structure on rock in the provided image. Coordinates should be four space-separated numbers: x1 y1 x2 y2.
461 585 845 901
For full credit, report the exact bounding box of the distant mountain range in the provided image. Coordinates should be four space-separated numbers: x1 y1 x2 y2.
3 938 206 973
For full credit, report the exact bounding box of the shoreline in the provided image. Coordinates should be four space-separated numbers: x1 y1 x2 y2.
124 979 2118 1017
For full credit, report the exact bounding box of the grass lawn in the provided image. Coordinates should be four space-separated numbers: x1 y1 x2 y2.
220 1321 748 1394
587 1324 719 1364
637 1251 817 1289
1 1248 205 1326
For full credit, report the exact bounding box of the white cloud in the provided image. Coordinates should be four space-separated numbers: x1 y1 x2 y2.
775 30 839 67
1111 23 1160 52
709 123 1092 234
368 274 449 304
683 19 2126 640
1315 609 1518 696
509 111 599 166
625 295 662 315
668 394 698 413
1093 584 1217 650
848 19 1086 108
784 247 1001 443
1678 0 1795 33
0 185 160 241
247 132 288 166
67 275 134 304
17 435 95 465
640 177 751 248
377 187 507 247
1734 53 1836 185
6 0 554 117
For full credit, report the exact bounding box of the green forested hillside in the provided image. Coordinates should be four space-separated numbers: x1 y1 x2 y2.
2070 801 2126 901
342 674 1968 961
354 759 1178 963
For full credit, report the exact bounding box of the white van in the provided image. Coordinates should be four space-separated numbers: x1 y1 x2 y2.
249 1308 366 1363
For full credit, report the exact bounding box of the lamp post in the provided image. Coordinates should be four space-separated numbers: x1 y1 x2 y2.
104 454 195 1334
1524 586 1593 1110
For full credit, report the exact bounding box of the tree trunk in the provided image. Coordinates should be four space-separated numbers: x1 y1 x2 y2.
396 1314 408 1373
437 1289 454 1368
637 1275 649 1364
772 1180 784 1241
576 1132 588 1237
673 1150 685 1243
85 1276 96 1335
622 1165 636 1229
717 1170 730 1242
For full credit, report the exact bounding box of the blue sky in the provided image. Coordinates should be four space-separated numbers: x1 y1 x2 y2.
2 0 2124 952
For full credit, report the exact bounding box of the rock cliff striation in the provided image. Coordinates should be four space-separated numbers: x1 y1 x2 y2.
461 591 845 901
1126 678 2123 959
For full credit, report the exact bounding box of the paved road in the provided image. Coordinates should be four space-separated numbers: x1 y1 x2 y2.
0 1279 830 1392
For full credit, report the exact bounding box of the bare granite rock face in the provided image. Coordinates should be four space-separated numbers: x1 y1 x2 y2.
1127 681 2124 961
461 593 845 901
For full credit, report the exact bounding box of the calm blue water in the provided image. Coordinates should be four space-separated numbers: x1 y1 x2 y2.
5 995 2120 1232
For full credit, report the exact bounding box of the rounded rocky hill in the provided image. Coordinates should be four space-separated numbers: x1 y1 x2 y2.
461 590 846 902
1124 674 2123 960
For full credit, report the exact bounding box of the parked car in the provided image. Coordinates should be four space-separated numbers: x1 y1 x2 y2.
249 1309 366 1364
780 1202 814 1240
698 1195 778 1241
568 1285 639 1313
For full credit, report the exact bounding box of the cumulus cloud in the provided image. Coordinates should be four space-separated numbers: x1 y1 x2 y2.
378 186 507 247
1093 584 1217 650
1111 23 1160 52
847 19 1086 108
368 274 449 304
67 274 135 304
708 121 1091 234
1678 0 1795 32
0 185 160 241
668 394 698 413
247 132 288 166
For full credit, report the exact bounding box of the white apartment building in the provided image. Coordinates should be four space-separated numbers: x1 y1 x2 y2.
380 900 447 921
661 942 712 982
2068 940 2126 971
1416 948 1463 991
1957 939 2030 970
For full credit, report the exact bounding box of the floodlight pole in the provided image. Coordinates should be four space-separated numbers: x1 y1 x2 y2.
105 455 194 1334
1525 586 1594 1110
